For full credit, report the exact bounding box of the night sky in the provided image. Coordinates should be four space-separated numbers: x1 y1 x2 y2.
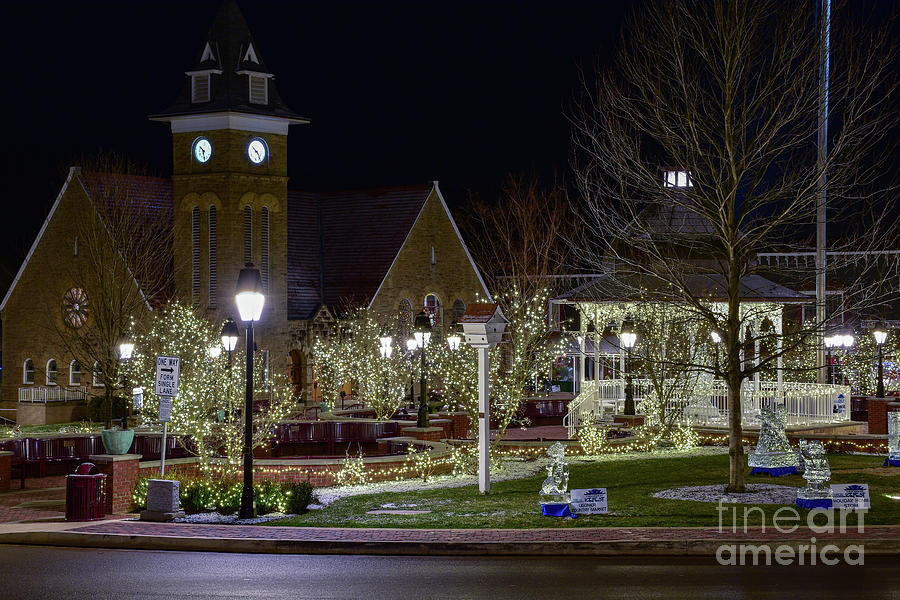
0 0 629 293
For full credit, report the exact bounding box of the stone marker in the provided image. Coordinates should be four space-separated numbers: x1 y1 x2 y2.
140 479 185 522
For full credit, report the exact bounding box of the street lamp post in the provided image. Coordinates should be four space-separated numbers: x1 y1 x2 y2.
117 337 135 430
221 318 239 418
413 310 432 427
824 334 837 384
620 318 637 416
874 326 887 399
235 264 265 520
406 338 417 410
836 330 855 386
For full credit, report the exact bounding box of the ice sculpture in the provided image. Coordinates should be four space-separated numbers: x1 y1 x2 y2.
796 440 833 509
539 442 572 516
886 412 900 467
748 405 800 476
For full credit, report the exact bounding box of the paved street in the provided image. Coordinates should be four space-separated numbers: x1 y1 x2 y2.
3 546 899 600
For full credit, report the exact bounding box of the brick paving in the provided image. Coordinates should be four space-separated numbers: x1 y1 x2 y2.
70 520 900 543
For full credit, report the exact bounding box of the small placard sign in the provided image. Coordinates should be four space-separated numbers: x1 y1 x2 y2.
158 396 172 423
832 393 846 416
570 488 608 514
831 484 870 509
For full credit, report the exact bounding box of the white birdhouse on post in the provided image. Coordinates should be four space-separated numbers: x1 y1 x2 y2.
459 303 508 493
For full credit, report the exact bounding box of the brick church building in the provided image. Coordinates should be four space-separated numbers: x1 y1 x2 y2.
0 1 488 419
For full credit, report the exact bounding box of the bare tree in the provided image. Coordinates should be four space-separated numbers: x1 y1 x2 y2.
571 1 897 491
43 154 175 427
458 175 571 442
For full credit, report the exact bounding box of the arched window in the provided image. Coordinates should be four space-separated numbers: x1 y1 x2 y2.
424 293 442 327
243 205 253 264
46 359 58 385
69 360 82 386
452 299 466 324
92 361 103 387
261 206 269 293
23 359 34 384
191 206 200 307
398 298 413 337
209 205 217 309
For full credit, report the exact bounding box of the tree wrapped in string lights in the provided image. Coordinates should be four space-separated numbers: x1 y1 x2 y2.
312 309 410 419
128 302 296 476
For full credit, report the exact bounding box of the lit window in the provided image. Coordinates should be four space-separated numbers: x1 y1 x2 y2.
452 299 466 324
70 360 82 386
23 359 34 384
46 359 58 386
663 170 693 188
93 361 103 387
424 293 442 327
192 74 210 103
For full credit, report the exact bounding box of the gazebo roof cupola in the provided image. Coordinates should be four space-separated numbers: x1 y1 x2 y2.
151 0 308 130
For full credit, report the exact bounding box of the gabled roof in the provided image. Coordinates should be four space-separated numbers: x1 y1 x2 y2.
287 185 432 319
152 0 305 122
0 170 174 312
555 272 808 303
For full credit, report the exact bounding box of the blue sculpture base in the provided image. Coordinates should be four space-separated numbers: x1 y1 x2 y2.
750 466 798 477
796 498 833 509
541 503 575 518
884 458 900 467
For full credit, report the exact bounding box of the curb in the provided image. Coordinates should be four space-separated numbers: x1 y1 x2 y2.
2 531 899 556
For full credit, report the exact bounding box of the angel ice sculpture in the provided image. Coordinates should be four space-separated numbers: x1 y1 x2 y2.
748 405 800 476
540 442 570 506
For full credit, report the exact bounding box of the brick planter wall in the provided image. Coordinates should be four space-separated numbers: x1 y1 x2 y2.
0 451 11 492
437 411 471 439
868 398 891 435
89 454 141 514
116 443 453 510
401 426 444 442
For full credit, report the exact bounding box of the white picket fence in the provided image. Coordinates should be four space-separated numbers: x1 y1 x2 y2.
564 378 850 439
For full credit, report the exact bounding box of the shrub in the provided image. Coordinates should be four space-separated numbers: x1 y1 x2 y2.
286 481 314 514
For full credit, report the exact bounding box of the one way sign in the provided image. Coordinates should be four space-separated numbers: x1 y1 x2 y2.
155 356 181 397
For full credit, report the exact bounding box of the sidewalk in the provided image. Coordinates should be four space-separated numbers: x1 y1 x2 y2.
1 517 898 556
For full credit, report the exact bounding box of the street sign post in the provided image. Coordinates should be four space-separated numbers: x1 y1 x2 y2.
154 356 180 476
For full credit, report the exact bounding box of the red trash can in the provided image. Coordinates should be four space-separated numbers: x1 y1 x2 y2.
65 462 107 521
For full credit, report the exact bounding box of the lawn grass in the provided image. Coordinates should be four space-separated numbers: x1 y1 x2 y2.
267 453 900 529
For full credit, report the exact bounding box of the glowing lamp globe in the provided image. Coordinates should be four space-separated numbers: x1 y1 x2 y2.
235 264 265 322
221 318 240 352
710 331 722 345
118 339 135 361
620 318 637 349
873 328 887 345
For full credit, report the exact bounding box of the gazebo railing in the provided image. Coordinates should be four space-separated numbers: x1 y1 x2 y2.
565 378 850 437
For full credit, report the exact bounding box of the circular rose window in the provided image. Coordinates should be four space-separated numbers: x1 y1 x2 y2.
63 287 89 328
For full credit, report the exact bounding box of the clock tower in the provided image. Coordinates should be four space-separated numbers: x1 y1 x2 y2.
151 0 307 368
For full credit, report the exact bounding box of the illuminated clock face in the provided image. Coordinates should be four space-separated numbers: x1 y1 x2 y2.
247 139 266 164
194 138 212 163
